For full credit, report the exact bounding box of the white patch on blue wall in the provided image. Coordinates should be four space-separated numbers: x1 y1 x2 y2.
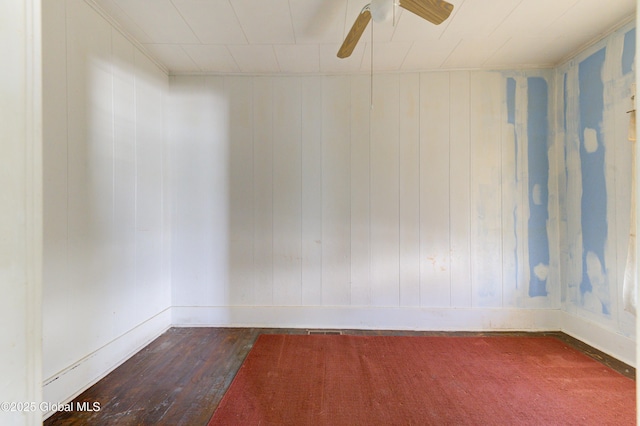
582 250 611 314
526 76 550 297
533 263 549 281
583 127 599 153
585 251 605 289
532 184 542 205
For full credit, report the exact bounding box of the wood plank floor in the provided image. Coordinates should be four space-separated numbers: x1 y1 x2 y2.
44 328 635 425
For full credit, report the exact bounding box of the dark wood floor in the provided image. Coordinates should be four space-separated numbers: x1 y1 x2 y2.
44 328 635 425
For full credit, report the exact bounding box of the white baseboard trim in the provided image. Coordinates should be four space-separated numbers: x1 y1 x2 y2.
42 308 172 419
559 310 636 367
172 305 560 332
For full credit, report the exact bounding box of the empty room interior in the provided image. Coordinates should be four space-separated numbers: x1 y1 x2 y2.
4 0 640 424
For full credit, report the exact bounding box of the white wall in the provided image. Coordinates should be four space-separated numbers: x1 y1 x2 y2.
169 26 637 365
169 70 563 331
2 1 630 421
556 22 637 364
42 0 171 411
0 0 43 424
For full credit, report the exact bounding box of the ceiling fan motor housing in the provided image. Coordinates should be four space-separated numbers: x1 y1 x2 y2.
370 0 393 23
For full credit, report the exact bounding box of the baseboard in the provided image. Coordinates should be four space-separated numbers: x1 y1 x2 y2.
559 310 636 367
172 305 560 332
42 307 172 419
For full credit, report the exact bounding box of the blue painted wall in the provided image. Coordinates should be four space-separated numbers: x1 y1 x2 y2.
578 48 608 313
505 76 551 298
558 23 636 337
506 78 519 289
527 77 550 297
622 28 635 75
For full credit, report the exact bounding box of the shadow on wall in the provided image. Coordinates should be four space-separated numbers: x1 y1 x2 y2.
168 71 564 326
43 9 170 400
168 77 231 315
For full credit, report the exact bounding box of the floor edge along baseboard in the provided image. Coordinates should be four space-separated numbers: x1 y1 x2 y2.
42 308 172 419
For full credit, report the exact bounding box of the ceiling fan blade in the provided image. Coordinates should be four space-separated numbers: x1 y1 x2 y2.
337 7 372 59
399 0 454 25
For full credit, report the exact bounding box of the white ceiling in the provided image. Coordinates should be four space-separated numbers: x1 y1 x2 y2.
92 0 637 75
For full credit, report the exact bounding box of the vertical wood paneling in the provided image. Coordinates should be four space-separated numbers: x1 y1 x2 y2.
175 75 224 307
228 76 254 305
610 48 636 332
514 77 530 304
556 70 570 308
2 0 42 418
66 0 114 348
42 0 70 378
449 71 472 307
137 51 169 314
555 26 635 334
300 77 323 305
526 76 552 300
321 75 351 305
42 13 636 368
253 77 274 305
162 63 640 334
470 72 504 307
399 73 421 307
350 75 371 306
272 77 302 305
160 75 172 314
44 0 171 388
209 76 231 306
544 70 561 310
169 76 209 305
112 29 137 333
602 37 623 320
370 74 400 306
501 76 519 307
420 72 451 307
172 77 220 307
562 66 582 313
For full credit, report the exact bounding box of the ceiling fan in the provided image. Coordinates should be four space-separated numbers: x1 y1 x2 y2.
337 0 454 58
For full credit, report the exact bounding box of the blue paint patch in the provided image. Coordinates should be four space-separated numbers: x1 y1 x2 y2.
527 77 549 297
563 73 568 133
578 48 608 311
507 79 518 178
506 78 518 288
563 73 569 191
622 28 636 75
507 78 516 124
